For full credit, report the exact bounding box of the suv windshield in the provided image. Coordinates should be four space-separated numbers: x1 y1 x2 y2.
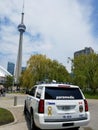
45 87 83 100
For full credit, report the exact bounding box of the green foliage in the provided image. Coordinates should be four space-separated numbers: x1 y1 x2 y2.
20 54 70 88
72 53 98 93
4 76 14 90
0 108 14 126
84 92 98 99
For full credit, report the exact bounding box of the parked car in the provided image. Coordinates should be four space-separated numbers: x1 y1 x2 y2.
24 83 90 130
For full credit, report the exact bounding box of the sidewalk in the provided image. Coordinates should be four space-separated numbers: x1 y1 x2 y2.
0 93 28 130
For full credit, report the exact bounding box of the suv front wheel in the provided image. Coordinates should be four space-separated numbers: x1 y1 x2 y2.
24 102 27 115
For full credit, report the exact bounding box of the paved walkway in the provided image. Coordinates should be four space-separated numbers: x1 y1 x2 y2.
0 93 29 130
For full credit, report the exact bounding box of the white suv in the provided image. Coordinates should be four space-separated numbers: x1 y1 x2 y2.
24 83 90 130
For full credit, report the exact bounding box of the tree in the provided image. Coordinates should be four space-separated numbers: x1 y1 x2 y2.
21 54 70 88
4 76 14 91
72 53 98 93
93 67 98 93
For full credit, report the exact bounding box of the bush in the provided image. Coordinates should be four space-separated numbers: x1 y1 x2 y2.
84 92 98 99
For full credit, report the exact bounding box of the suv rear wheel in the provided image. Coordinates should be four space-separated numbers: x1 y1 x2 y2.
30 111 39 130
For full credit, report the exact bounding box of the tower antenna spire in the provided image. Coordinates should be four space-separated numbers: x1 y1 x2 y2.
22 0 25 13
21 0 25 24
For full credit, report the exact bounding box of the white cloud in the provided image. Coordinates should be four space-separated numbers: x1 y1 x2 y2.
0 0 97 72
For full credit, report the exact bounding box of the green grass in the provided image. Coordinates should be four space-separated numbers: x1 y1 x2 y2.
0 108 14 126
84 92 98 99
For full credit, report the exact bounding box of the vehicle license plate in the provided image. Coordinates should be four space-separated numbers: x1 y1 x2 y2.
63 114 72 119
59 106 70 110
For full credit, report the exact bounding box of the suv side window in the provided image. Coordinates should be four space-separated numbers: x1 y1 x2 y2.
36 86 43 99
29 86 37 96
36 92 41 99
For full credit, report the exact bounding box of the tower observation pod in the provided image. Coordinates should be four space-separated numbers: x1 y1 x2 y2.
15 11 26 84
18 12 26 32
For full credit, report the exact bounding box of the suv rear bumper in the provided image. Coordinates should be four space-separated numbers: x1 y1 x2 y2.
34 112 90 129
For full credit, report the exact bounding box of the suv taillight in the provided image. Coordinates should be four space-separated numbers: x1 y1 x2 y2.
38 99 44 113
84 99 88 112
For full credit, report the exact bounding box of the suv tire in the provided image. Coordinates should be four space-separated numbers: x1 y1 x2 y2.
30 111 39 130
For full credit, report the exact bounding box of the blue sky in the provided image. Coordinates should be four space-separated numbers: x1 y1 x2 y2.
0 0 98 72
90 0 98 37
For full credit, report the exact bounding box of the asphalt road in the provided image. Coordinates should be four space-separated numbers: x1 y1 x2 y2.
0 94 98 130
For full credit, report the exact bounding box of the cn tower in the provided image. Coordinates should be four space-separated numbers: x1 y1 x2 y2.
15 5 26 84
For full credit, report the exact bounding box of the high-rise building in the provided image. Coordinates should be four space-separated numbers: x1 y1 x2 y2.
7 62 15 75
74 47 94 57
15 4 26 84
22 66 26 72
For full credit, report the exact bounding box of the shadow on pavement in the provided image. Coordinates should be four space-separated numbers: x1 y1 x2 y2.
83 127 93 130
24 113 31 130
